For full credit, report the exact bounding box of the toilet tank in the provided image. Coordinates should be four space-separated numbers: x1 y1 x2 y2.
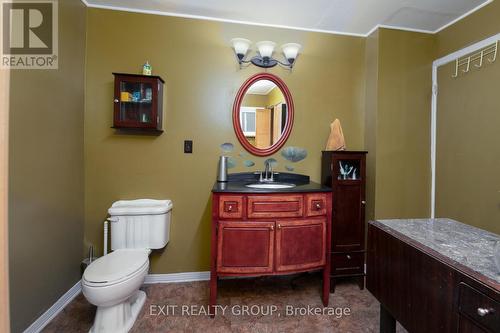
108 199 172 250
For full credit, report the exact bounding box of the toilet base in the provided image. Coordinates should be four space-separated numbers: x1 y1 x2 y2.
90 290 146 333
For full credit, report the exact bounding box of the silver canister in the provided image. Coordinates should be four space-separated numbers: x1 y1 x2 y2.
217 156 228 182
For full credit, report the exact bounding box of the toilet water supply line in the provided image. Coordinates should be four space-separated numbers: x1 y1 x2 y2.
103 217 119 256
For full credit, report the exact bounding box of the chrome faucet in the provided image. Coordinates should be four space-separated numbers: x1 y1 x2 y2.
260 161 274 182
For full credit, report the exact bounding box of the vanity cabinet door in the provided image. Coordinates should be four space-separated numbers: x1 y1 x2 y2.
275 219 326 272
217 221 274 274
332 183 364 252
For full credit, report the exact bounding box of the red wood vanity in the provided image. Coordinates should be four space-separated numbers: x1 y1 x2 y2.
210 189 332 314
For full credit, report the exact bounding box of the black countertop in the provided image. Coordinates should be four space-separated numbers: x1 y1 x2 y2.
212 172 331 193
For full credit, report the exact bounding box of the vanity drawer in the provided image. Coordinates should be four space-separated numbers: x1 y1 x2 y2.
247 195 303 218
331 252 364 276
305 193 327 217
219 196 244 219
458 283 499 332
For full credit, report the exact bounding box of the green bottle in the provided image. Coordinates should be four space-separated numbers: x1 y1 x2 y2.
142 61 152 75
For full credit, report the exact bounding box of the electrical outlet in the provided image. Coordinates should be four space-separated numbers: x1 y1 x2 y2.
184 140 193 153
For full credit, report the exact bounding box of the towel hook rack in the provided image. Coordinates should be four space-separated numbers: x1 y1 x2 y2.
474 51 484 68
462 57 471 73
487 41 497 63
452 59 459 78
452 41 497 78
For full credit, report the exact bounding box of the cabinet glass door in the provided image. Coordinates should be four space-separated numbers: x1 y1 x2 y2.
336 159 361 180
116 78 155 127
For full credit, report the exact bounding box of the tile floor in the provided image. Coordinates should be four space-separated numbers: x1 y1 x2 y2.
43 273 406 332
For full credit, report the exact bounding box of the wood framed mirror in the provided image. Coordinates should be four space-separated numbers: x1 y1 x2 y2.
232 73 294 156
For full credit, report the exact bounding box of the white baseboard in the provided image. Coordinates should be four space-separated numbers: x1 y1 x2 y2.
144 271 210 284
24 271 210 333
23 280 82 333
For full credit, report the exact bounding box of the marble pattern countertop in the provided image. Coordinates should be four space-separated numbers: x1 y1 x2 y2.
371 218 500 285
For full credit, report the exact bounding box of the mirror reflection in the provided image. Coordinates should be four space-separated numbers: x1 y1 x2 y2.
239 79 288 149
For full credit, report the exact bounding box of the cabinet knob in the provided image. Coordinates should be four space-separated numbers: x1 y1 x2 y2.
270 225 274 231
315 202 322 210
114 99 119 103
346 255 352 260
277 224 281 229
361 200 366 205
477 307 494 317
227 205 233 211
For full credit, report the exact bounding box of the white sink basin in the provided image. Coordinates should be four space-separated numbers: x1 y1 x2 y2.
245 183 296 189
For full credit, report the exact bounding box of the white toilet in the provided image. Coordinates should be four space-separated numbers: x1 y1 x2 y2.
82 199 172 333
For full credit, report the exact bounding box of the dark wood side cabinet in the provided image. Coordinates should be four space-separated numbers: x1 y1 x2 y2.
367 221 500 333
210 192 332 315
112 73 164 133
321 151 367 292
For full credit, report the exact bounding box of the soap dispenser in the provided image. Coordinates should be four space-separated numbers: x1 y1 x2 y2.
217 156 228 182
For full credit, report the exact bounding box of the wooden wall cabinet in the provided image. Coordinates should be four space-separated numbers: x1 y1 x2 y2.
210 192 332 314
112 73 164 133
321 151 367 292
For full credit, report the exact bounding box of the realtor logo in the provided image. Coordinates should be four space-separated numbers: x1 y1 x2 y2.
1 0 58 69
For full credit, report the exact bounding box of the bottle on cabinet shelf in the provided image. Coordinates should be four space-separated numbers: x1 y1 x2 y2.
142 61 152 76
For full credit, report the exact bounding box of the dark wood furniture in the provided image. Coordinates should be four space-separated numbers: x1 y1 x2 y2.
210 191 332 314
112 73 164 133
367 221 500 333
321 151 367 292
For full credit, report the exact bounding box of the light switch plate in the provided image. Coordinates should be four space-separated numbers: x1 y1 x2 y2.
184 140 193 153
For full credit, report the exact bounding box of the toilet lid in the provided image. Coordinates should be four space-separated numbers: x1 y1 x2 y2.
84 249 149 284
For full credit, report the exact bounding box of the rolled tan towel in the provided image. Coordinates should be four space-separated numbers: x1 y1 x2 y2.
325 119 346 151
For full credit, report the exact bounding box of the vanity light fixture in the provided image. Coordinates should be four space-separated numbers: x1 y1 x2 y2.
230 38 302 70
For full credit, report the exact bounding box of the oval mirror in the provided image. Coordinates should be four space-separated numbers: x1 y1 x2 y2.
232 73 294 156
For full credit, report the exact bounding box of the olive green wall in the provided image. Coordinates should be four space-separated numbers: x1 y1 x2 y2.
267 86 286 106
434 1 500 234
8 1 86 332
363 30 379 222
85 8 366 273
242 87 284 108
375 29 435 218
241 94 267 107
437 1 500 57
364 29 436 220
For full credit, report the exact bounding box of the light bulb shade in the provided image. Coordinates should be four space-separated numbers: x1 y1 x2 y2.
230 38 251 58
256 41 276 58
282 43 302 63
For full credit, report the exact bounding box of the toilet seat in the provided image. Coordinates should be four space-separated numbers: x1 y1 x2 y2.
83 249 150 287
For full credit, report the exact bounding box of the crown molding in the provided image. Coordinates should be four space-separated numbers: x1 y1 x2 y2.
79 2 367 37
79 1 493 37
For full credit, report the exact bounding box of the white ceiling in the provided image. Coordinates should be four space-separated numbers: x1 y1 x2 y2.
83 0 492 36
247 80 276 95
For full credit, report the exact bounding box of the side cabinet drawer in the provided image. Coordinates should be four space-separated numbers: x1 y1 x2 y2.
247 195 303 218
458 283 499 333
219 196 244 219
305 193 327 217
331 252 364 276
